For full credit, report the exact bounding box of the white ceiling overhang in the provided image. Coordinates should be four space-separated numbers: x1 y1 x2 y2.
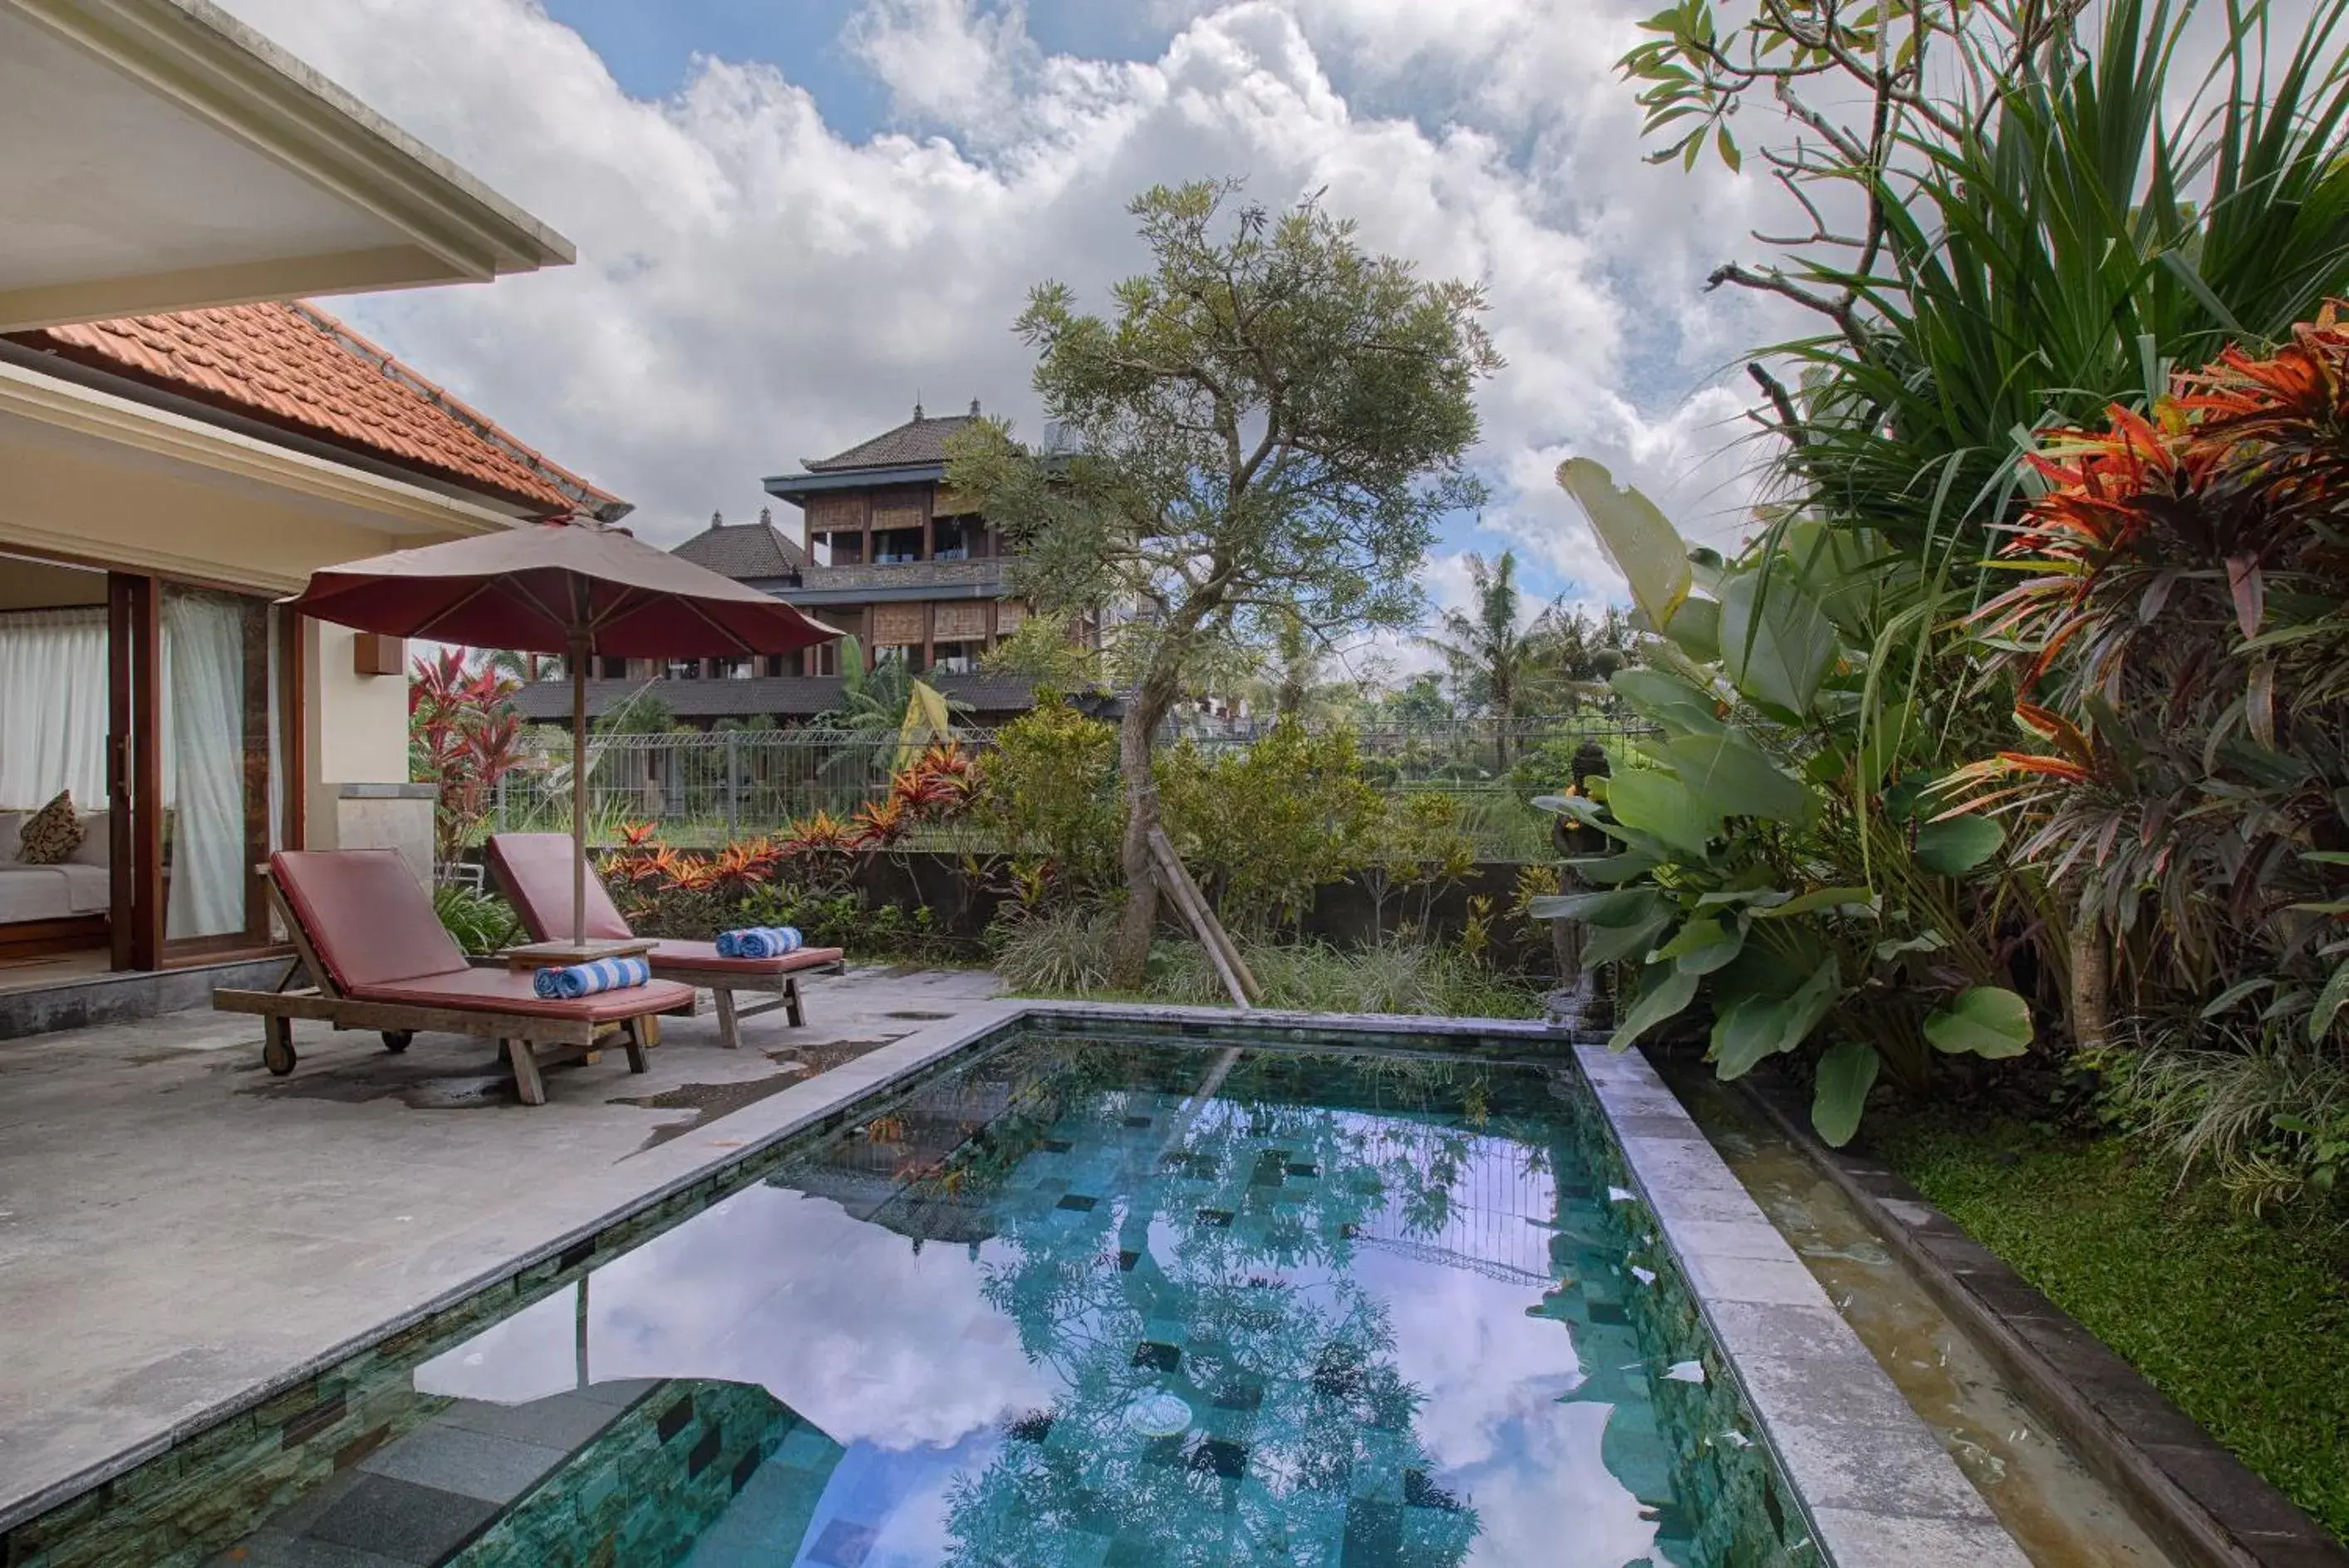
0 0 574 332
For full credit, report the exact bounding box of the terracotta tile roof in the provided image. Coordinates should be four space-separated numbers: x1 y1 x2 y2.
9 302 627 519
802 402 984 471
671 509 807 579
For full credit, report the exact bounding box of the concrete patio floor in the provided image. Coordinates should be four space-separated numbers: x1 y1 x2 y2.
0 963 1005 1526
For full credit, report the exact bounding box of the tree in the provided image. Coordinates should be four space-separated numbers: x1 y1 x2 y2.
1245 608 1369 726
484 647 563 683
949 180 1498 985
1378 671 1453 728
1417 551 1560 764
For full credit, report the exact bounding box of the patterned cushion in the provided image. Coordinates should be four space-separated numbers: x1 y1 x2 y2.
17 791 85 866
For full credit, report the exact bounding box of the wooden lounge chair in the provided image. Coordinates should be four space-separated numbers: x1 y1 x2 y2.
485 833 846 1051
214 849 696 1105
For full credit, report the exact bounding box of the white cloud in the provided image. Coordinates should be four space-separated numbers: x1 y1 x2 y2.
215 0 1800 626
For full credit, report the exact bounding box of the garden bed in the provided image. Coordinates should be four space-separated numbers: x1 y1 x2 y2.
1870 1111 2349 1544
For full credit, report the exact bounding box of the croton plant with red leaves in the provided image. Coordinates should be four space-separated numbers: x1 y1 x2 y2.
602 740 980 918
1956 306 2349 1019
409 648 533 870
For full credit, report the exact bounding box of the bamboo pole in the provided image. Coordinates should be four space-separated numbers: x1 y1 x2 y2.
1147 826 1259 1007
1161 834 1262 1004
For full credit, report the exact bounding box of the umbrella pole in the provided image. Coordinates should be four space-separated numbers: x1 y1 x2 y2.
571 632 589 947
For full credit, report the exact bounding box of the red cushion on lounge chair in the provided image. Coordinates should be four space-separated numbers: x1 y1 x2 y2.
271 849 470 992
346 966 695 1021
484 833 633 943
641 940 846 975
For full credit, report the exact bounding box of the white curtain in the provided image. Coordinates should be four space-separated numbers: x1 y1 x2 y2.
0 608 108 809
165 592 245 938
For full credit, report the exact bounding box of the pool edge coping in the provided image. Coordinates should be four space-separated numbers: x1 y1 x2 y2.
1740 1071 2349 1568
1572 1042 2032 1568
1 1002 2028 1568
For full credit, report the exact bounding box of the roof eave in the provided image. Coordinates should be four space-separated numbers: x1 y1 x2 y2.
762 462 946 504
0 0 574 330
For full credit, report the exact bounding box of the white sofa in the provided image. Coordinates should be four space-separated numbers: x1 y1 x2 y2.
0 809 111 926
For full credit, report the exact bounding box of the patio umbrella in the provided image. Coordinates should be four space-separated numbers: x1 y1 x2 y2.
287 519 841 945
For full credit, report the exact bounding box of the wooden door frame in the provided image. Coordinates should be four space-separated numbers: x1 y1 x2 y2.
108 573 306 971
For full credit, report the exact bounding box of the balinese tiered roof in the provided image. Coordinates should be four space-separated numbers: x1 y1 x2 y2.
8 301 627 519
671 509 807 579
800 401 983 472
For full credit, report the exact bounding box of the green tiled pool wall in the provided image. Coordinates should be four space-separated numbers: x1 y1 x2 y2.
1550 1065 1823 1568
455 1381 801 1567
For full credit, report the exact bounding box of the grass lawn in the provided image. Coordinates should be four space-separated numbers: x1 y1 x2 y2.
1872 1113 2349 1541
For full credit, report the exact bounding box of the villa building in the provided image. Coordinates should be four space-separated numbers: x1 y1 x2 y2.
0 0 588 1007
511 403 1092 730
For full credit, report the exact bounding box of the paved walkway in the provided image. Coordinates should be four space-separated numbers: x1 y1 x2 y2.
0 964 1003 1523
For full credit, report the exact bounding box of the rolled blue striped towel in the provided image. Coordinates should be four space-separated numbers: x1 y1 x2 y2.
716 926 803 958
533 956 652 1000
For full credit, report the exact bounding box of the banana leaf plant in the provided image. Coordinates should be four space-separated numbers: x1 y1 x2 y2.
1533 460 2037 1144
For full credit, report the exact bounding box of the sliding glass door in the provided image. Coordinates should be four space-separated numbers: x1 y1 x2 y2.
110 573 296 966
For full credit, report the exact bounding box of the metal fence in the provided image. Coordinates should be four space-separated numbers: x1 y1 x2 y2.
485 714 1654 859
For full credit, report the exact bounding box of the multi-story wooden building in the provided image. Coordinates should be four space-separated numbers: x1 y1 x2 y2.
511 403 1072 730
760 401 1029 676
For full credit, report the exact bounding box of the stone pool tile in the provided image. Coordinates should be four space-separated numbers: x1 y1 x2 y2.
213 1528 415 1568
434 1392 619 1451
1762 1416 1994 1521
303 1473 499 1565
1606 1112 1713 1143
1654 1217 1791 1263
1732 1349 1925 1433
1678 1249 1836 1310
1642 1178 1776 1226
1700 1300 1862 1365
354 1420 567 1504
573 1377 660 1409
1805 1505 2033 1567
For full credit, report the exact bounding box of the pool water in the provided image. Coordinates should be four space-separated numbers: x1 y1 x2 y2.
32 1030 1817 1568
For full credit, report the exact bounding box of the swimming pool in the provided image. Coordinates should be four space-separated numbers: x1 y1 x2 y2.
7 1017 1954 1567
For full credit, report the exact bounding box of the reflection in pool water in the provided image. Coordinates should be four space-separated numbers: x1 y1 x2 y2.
403 1039 1698 1567
0 1031 1815 1568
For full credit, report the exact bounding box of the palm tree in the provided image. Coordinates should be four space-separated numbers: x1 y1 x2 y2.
484 647 563 683
1417 551 1560 765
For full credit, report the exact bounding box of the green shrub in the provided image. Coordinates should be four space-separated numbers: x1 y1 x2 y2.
1012 926 1541 1020
432 882 521 956
1158 719 1380 932
735 881 959 965
970 700 1122 890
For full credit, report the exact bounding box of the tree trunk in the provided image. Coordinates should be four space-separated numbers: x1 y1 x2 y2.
1110 679 1178 989
2068 893 2111 1054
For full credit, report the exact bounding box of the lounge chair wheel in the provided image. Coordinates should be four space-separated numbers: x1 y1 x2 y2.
381 1030 414 1053
263 1028 297 1076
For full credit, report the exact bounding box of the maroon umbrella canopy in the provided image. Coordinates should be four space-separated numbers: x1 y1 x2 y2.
287 519 840 657
287 519 842 947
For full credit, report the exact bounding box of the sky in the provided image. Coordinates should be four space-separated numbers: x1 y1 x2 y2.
217 0 1798 667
